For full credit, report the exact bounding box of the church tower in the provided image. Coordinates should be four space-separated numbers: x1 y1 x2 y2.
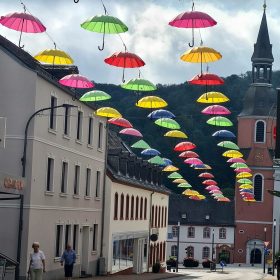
234 4 277 264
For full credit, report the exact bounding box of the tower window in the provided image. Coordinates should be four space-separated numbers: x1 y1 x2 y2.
255 120 265 143
254 174 263 202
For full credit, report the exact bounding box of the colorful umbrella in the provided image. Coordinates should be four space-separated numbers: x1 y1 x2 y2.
105 51 145 82
148 156 166 165
237 179 253 184
164 130 187 138
203 180 217 185
212 194 224 197
202 105 231 115
108 117 133 128
34 48 74 65
122 78 156 91
81 14 128 51
199 173 214 178
209 190 223 194
173 179 188 184
222 150 243 158
189 73 225 86
174 142 196 151
178 183 192 188
205 186 220 191
136 96 168 109
230 163 248 169
197 195 206 200
234 168 252 173
159 158 173 167
207 117 233 127
148 110 175 119
236 172 252 178
179 151 199 158
212 130 236 138
243 199 256 202
217 199 231 202
120 128 142 137
79 90 111 104
163 165 179 172
168 172 183 179
218 141 239 150
189 195 201 201
227 158 246 164
95 107 122 118
131 140 151 149
59 74 95 88
204 164 212 170
192 164 207 169
184 158 203 164
239 188 253 192
197 92 229 103
183 189 199 196
141 149 160 156
155 118 181 129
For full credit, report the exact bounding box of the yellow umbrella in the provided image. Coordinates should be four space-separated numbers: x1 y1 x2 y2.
173 179 188 184
181 46 222 63
34 49 74 64
205 165 212 170
197 92 229 103
136 96 168 108
239 184 253 189
194 164 211 170
94 107 122 118
222 150 243 158
243 199 256 202
163 165 179 172
183 189 199 196
236 172 253 178
164 130 188 138
198 195 206 199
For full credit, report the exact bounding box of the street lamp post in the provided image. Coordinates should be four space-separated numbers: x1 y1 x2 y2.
176 221 180 273
252 241 256 266
273 219 276 276
263 226 267 273
212 229 215 261
21 104 77 177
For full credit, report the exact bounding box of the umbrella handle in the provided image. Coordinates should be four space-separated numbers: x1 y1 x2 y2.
188 23 194 47
98 23 106 51
74 0 79 3
19 18 25 49
122 67 125 83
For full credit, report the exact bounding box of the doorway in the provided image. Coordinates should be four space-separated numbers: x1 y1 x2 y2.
250 248 262 264
81 226 89 274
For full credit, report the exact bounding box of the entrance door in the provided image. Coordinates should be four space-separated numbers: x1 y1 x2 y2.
137 239 144 274
81 226 90 274
250 248 262 264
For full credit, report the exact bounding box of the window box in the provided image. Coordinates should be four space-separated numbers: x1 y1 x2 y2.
202 259 214 268
183 258 199 267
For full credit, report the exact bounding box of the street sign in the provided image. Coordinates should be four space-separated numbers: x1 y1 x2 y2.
220 261 226 267
264 248 268 252
168 233 173 239
263 241 270 247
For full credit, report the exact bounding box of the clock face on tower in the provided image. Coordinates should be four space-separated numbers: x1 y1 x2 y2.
255 153 264 162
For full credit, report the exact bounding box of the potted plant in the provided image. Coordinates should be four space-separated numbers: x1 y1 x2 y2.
183 257 199 267
202 259 214 268
166 256 177 267
152 262 160 273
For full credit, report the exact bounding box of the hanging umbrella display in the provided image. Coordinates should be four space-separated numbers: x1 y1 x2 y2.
105 50 145 82
131 140 151 149
173 179 188 184
243 198 256 202
136 96 168 109
227 158 246 164
209 190 223 194
236 172 253 178
212 130 236 138
202 105 230 115
217 198 231 202
197 195 206 200
179 151 199 158
190 195 201 201
239 189 253 193
165 130 187 138
141 149 160 156
80 90 111 103
95 107 122 118
148 110 175 119
178 183 192 188
197 92 229 103
122 78 156 91
183 189 199 196
174 142 196 151
155 118 181 129
207 117 233 127
212 194 224 198
0 6 46 48
192 164 207 169
108 117 133 128
59 74 95 88
237 179 253 184
203 164 212 170
163 165 179 172
218 141 239 150
205 186 220 191
234 168 252 173
189 73 225 86
81 13 128 51
199 172 214 178
184 158 203 164
222 150 243 158
119 128 142 137
34 47 74 65
148 156 166 165
239 185 253 190
230 163 248 169
168 172 183 179
158 158 173 167
203 179 217 185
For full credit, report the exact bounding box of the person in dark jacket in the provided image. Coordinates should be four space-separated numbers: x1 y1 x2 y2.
275 256 280 279
60 245 76 280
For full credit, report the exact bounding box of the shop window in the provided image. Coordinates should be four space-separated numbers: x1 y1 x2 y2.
72 224 79 252
65 224 71 250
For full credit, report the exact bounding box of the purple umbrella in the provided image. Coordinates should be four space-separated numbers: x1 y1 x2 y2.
201 105 231 115
119 128 143 137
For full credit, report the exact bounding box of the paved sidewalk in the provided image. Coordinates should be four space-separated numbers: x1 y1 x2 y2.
263 277 277 280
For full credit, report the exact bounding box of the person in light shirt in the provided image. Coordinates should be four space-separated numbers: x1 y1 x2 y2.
27 242 46 280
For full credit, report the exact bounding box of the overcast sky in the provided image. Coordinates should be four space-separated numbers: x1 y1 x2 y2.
1 0 280 85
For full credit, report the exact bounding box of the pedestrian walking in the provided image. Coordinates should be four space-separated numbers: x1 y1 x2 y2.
275 256 280 280
60 244 76 280
27 242 46 280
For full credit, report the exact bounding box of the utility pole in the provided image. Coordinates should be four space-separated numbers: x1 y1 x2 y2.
176 221 180 273
212 229 215 261
263 226 267 273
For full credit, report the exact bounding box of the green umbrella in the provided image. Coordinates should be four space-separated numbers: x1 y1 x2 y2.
81 15 128 51
168 172 183 179
79 90 111 103
237 178 253 184
207 117 233 126
230 163 248 169
148 156 165 165
121 78 157 91
131 140 151 149
177 183 192 188
155 118 181 129
212 194 224 197
217 141 239 150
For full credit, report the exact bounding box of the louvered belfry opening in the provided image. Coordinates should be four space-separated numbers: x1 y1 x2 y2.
254 175 263 201
256 121 265 142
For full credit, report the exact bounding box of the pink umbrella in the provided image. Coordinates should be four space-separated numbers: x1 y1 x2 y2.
199 173 214 178
59 74 95 89
227 158 246 163
119 128 143 137
201 105 231 115
209 190 223 194
184 158 203 165
179 151 199 158
189 195 201 201
202 180 217 185
234 168 251 173
205 186 220 191
218 199 231 202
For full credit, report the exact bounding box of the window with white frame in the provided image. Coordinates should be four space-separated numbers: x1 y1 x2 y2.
77 110 83 141
65 224 71 250
203 228 210 238
219 228 226 239
55 224 63 257
46 157 54 192
172 226 178 237
254 174 263 202
96 170 101 198
85 168 91 197
49 95 57 130
72 224 79 252
255 120 266 143
92 224 98 251
61 161 68 194
88 117 94 145
64 106 71 136
171 245 177 257
74 164 80 195
98 122 103 149
203 247 210 259
188 227 195 238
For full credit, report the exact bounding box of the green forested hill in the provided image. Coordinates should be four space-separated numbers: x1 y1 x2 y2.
87 70 280 196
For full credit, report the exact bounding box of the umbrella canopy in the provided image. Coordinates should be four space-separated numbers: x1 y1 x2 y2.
189 195 201 201
212 130 236 138
79 90 111 102
212 194 224 197
197 92 229 103
119 128 142 137
197 195 206 199
122 78 156 91
141 149 160 156
155 118 180 129
164 130 187 138
234 168 252 173
217 199 231 202
136 96 168 109
227 158 246 163
179 151 199 158
131 140 151 149
192 164 207 169
173 179 188 184
237 179 253 184
209 190 223 194
148 156 166 165
199 173 214 178
204 164 212 170
158 158 173 167
239 189 253 193
205 186 220 190
181 46 222 63
189 73 225 86
95 107 122 118
59 74 95 88
222 150 243 158
203 180 217 185
202 105 230 115
168 172 183 179
218 141 239 150
108 117 132 128
243 198 256 202
178 183 192 188
163 165 179 172
207 116 233 127
236 172 253 178
174 142 196 151
230 163 248 169
184 158 203 164
34 49 74 65
148 109 175 119
183 189 199 196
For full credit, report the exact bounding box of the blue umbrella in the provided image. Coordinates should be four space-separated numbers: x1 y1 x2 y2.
212 130 236 138
201 199 208 202
147 109 175 119
190 164 207 169
158 158 173 166
239 189 253 193
141 148 161 156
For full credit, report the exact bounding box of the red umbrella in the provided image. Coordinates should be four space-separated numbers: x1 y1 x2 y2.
119 128 142 137
189 73 225 86
108 117 133 128
174 142 196 152
202 179 217 185
199 173 214 178
59 74 95 88
179 151 199 158
105 51 145 82
189 195 201 201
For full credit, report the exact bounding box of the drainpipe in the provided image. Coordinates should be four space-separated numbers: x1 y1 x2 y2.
147 189 155 273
